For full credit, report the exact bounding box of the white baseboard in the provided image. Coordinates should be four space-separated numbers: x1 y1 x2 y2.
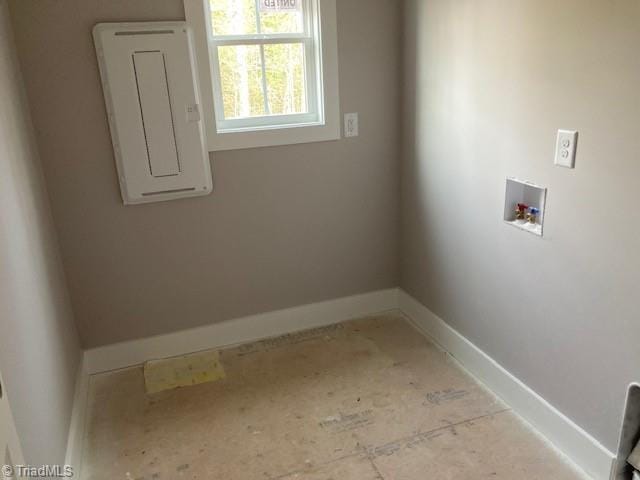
398 289 616 480
65 356 89 479
84 288 399 374
78 287 615 480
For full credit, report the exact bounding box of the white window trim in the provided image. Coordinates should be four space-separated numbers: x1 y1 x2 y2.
184 0 341 152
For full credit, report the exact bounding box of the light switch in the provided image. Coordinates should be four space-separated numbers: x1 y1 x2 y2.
344 113 359 137
554 130 578 169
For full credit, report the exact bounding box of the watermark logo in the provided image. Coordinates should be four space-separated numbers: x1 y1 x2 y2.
2 465 74 478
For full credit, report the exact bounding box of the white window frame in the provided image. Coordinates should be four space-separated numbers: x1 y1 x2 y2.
210 0 320 132
185 0 340 151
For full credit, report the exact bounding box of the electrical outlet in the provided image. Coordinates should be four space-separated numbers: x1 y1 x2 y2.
554 130 578 168
344 113 359 137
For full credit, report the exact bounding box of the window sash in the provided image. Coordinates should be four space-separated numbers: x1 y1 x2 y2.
210 40 319 130
209 0 311 40
206 0 322 132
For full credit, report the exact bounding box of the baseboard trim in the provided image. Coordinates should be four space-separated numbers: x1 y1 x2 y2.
84 288 399 374
65 355 89 479
398 289 616 480
80 287 616 480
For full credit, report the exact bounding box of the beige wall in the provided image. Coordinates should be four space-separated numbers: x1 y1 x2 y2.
0 0 81 464
6 0 638 459
401 0 640 450
8 0 401 347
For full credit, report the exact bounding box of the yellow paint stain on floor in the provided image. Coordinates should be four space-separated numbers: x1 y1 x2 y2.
144 350 225 394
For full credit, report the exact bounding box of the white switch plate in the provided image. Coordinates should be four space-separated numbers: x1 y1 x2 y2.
344 113 359 137
554 129 578 168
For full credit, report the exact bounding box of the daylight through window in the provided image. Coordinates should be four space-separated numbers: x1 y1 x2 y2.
208 0 323 132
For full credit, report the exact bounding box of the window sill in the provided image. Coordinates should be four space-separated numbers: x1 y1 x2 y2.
209 120 341 151
217 119 323 135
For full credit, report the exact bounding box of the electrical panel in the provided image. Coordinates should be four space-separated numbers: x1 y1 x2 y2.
93 22 212 204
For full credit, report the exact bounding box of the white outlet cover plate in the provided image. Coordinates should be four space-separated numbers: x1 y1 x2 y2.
554 129 578 168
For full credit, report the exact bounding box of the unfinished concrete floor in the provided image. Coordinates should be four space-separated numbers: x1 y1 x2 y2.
82 313 587 480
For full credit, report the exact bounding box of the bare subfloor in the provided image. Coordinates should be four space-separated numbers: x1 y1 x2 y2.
83 314 587 480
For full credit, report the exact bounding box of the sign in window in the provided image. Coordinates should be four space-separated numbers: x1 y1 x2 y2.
259 0 302 12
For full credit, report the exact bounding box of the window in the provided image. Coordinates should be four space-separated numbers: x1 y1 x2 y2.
185 0 340 151
210 0 318 131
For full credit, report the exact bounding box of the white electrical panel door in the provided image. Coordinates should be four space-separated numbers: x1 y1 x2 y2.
93 22 212 204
